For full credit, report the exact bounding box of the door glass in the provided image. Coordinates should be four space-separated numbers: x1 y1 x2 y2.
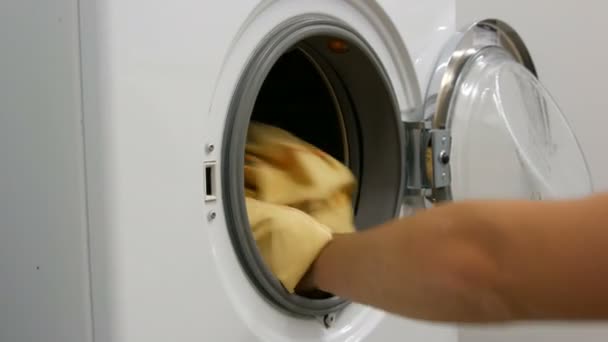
448 47 592 200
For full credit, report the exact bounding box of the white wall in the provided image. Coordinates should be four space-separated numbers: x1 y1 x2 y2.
0 1 93 342
457 1 608 341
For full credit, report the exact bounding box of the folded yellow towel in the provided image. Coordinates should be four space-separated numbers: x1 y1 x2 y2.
244 122 356 292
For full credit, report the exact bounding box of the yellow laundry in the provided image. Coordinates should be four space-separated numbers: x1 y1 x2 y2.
245 123 355 206
245 197 332 293
244 122 356 292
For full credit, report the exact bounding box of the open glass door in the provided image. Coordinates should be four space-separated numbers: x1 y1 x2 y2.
413 19 592 202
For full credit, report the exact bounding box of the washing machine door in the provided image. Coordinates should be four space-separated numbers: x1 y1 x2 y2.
418 19 592 202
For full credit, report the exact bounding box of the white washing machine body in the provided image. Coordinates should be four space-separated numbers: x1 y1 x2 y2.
0 0 592 341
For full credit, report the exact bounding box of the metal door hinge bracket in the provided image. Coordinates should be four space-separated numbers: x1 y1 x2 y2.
404 122 452 192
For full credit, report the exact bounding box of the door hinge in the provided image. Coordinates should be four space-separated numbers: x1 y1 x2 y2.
404 122 452 193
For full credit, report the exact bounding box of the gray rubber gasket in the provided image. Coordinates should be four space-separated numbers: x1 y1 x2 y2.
221 14 405 317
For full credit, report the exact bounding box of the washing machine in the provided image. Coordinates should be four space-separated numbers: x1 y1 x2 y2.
0 0 593 341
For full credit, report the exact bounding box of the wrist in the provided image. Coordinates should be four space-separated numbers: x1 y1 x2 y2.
295 264 318 294
295 233 347 294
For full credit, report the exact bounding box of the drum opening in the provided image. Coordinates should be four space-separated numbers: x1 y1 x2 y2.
223 19 405 317
251 47 351 165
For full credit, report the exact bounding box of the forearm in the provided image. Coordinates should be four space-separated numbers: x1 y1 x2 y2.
304 194 608 322
307 200 514 322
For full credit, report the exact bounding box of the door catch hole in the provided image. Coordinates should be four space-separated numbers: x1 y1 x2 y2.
205 162 216 202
